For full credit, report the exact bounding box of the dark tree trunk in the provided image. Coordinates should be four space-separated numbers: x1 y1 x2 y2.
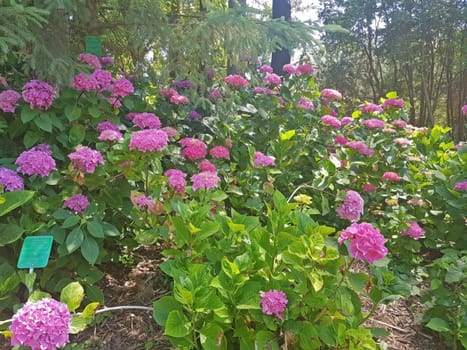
271 0 291 75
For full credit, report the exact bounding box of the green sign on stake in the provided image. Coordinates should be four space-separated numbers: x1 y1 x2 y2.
17 236 53 270
85 35 102 57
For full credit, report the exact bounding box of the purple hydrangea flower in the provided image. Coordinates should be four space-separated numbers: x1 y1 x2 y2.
96 120 120 133
22 80 55 111
321 88 342 100
73 73 99 92
15 144 56 177
454 181 467 191
260 290 288 319
297 98 314 110
10 298 72 350
321 115 341 129
259 65 273 73
282 64 297 74
336 190 364 222
338 222 388 263
254 151 275 167
129 129 169 152
0 90 21 113
363 118 385 129
191 171 221 191
382 171 401 182
111 78 134 98
165 169 187 192
297 63 314 75
77 53 102 69
346 141 374 156
0 167 24 191
68 146 105 173
401 221 425 240
263 73 282 86
382 98 404 109
131 194 154 210
359 103 383 113
132 112 161 129
198 160 217 172
98 129 123 142
63 194 90 214
189 110 202 120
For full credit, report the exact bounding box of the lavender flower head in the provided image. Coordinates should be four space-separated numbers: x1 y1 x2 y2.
10 298 72 350
336 190 364 222
22 80 55 111
191 171 221 191
254 151 275 167
15 144 56 177
0 90 21 113
454 181 467 191
68 146 105 173
260 290 288 319
0 167 24 191
129 129 169 152
165 169 187 192
63 194 90 214
338 222 388 264
132 112 162 129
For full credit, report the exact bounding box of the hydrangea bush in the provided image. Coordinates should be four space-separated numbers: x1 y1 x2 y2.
0 53 466 348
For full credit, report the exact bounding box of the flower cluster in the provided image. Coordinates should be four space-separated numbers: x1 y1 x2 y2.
263 73 281 86
63 194 90 214
22 80 55 111
198 160 216 172
454 181 467 191
0 167 24 191
382 171 401 182
224 74 249 88
180 138 208 160
321 88 342 100
77 53 102 69
382 98 404 109
296 98 314 110
253 151 275 167
9 298 72 350
15 144 56 177
401 221 425 240
321 115 341 129
209 146 230 159
68 146 105 173
165 169 187 192
129 129 169 152
191 171 221 191
132 112 161 129
359 103 383 113
336 190 364 222
338 222 388 263
363 118 385 129
0 90 21 113
260 290 288 319
345 141 374 156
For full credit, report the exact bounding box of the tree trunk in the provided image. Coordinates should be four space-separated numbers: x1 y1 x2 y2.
271 0 291 75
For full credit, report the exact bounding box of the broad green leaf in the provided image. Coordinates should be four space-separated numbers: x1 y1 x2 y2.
164 310 191 337
153 295 183 327
61 215 81 228
34 113 53 132
21 106 38 123
69 315 88 334
64 105 82 121
280 129 296 141
23 131 41 148
386 91 398 99
101 222 120 237
81 302 100 320
87 220 104 238
426 318 451 333
88 106 101 119
60 281 84 312
200 323 226 350
347 272 369 292
0 223 24 245
27 290 51 302
194 221 219 242
80 236 99 264
66 227 84 253
69 124 86 145
309 271 324 292
0 190 34 216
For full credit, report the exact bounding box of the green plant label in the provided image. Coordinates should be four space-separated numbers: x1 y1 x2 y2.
85 36 102 56
17 236 53 269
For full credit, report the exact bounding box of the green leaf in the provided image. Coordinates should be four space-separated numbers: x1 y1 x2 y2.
370 327 390 337
164 310 191 338
20 106 38 123
200 323 226 350
61 215 81 228
0 190 34 216
69 124 86 145
86 220 104 238
101 222 120 237
60 281 84 312
66 227 84 253
153 296 183 327
280 129 296 141
27 290 51 302
347 272 369 292
426 318 451 333
194 221 219 242
80 236 99 264
88 106 101 119
23 131 41 148
81 302 100 321
33 113 53 132
0 223 24 245
69 315 88 334
386 91 398 99
64 105 82 121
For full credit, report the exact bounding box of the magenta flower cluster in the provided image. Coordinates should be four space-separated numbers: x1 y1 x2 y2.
254 151 275 167
22 80 55 111
209 146 230 159
454 181 467 191
10 298 72 350
336 190 364 222
224 74 249 88
15 144 56 177
132 112 162 129
345 141 374 156
321 88 342 100
0 167 24 191
382 98 404 109
338 222 388 263
359 103 383 113
68 146 105 173
363 118 385 129
191 171 221 191
296 98 314 110
180 138 208 160
401 221 425 240
129 129 169 152
0 89 21 113
321 115 341 129
260 290 288 319
382 171 401 182
165 169 187 192
63 194 90 214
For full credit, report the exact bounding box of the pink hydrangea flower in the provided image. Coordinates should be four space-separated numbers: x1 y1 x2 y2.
98 129 122 142
336 190 364 222
341 116 353 126
0 90 21 113
0 75 7 86
132 112 161 129
68 146 105 173
391 120 407 128
209 145 230 159
91 69 113 89
160 87 178 98
101 56 115 65
107 97 122 108
253 87 276 95
170 94 190 104
334 135 349 145
63 194 90 214
363 183 377 192
164 169 187 192
73 73 99 92
297 98 314 110
363 118 385 128
15 144 56 177
263 73 282 86
282 64 297 74
131 194 154 210
321 115 341 128
260 290 288 319
321 88 342 100
462 105 467 115
210 88 223 101
454 181 467 191
129 129 169 152
382 171 401 182
401 221 425 240
259 65 273 73
394 137 412 146
198 160 217 172
338 222 388 263
224 74 249 88
254 151 275 167
0 167 24 191
189 110 202 120
297 63 314 75
22 80 55 111
77 53 102 69
346 141 374 156
191 171 221 191
180 138 208 160
359 103 383 113
382 98 404 109
97 120 119 133
111 78 134 98
161 126 178 137
10 298 72 350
